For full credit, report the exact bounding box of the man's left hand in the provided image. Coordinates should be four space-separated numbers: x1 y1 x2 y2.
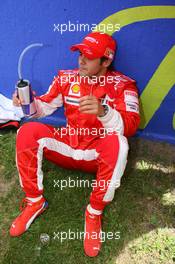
79 95 104 116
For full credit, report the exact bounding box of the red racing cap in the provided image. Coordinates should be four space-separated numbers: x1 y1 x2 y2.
70 32 117 60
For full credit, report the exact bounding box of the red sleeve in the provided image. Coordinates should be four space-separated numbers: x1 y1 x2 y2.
36 71 62 103
109 82 140 137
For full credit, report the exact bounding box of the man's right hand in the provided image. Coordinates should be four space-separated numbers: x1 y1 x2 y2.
12 90 24 107
12 90 36 106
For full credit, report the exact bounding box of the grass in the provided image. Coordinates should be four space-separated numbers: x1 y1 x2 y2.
0 130 175 264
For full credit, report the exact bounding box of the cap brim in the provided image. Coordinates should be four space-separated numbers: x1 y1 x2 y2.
70 43 101 59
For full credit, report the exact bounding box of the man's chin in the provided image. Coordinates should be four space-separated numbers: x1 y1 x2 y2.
79 69 89 77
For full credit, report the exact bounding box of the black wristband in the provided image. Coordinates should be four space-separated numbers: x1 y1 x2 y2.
99 104 109 117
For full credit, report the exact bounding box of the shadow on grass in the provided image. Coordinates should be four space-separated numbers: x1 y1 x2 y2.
1 133 175 264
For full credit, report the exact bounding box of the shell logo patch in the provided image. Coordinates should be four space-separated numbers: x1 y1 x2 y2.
72 84 80 94
69 82 81 96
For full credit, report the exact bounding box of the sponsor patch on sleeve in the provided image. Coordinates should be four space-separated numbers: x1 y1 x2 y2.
124 90 139 113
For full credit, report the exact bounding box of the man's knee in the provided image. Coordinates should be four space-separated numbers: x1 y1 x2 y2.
17 121 53 138
16 122 50 149
17 122 41 136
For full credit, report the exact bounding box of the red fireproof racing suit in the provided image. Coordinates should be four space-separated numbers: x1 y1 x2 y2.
16 69 140 211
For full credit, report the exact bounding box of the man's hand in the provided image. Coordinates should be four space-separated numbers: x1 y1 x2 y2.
79 95 105 116
12 90 23 106
12 90 36 107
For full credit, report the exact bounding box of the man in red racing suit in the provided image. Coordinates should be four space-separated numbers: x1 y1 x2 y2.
10 32 140 257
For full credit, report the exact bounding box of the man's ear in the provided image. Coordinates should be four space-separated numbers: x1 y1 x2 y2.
102 58 113 68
